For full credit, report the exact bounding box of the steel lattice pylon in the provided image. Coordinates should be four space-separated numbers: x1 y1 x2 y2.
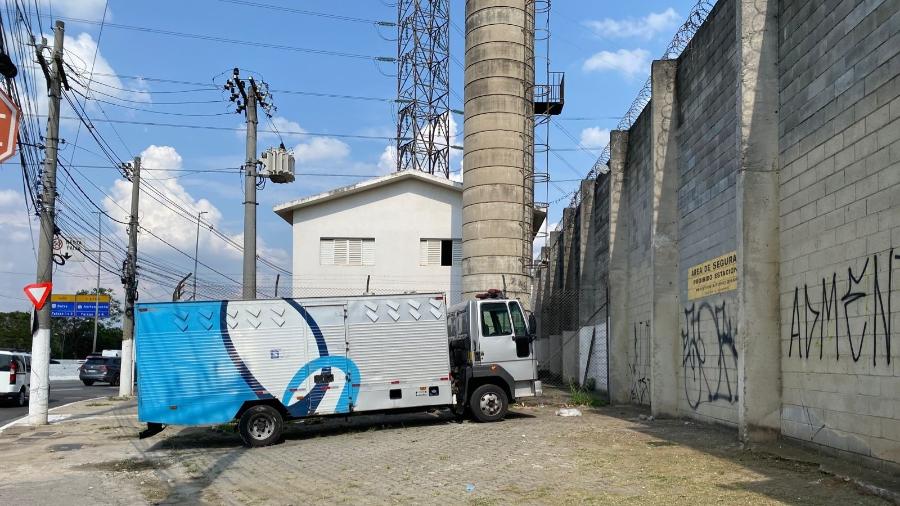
396 0 450 178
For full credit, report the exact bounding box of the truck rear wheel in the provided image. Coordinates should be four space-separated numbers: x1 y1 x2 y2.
469 384 508 422
238 405 283 448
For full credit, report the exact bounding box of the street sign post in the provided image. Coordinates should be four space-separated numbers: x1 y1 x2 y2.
23 282 51 310
0 88 20 164
50 293 110 318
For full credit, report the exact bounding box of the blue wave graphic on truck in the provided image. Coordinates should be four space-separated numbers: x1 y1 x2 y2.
136 299 360 425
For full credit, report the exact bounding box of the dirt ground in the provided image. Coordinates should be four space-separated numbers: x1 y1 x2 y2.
0 388 896 505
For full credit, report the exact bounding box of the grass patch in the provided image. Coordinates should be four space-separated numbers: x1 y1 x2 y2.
79 457 169 472
568 382 607 408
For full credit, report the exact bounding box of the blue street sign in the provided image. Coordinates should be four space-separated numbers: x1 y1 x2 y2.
51 294 111 318
51 301 75 318
75 302 110 318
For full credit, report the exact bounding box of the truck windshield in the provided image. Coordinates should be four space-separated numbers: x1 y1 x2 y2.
480 302 512 337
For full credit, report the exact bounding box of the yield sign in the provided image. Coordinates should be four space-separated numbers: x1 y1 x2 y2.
0 88 20 164
23 282 52 310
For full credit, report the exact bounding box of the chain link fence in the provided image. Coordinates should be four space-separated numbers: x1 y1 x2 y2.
534 288 608 400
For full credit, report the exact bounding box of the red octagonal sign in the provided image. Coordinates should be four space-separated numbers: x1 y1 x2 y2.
0 89 20 164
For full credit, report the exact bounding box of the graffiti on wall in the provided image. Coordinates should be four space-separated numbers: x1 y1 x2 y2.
629 321 650 404
681 300 738 410
789 248 896 365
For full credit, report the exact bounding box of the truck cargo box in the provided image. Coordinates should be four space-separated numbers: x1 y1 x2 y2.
136 294 451 426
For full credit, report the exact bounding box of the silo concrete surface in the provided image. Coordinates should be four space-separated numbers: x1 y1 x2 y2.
462 0 535 303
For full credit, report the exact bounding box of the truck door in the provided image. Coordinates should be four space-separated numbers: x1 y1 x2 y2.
295 303 353 416
477 301 536 383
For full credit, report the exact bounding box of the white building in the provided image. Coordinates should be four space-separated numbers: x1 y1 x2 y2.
273 170 463 303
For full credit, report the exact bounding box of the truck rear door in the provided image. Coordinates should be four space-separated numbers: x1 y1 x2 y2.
293 303 353 416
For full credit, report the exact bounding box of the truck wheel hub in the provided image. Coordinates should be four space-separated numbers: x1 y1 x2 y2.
248 414 274 440
480 392 501 416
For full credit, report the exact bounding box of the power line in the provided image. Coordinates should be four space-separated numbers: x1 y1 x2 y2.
37 114 401 141
82 70 397 103
218 0 395 25
32 13 396 61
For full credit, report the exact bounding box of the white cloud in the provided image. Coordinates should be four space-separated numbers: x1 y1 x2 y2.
583 48 651 78
294 137 350 164
104 145 222 254
21 31 148 128
580 127 610 149
584 8 680 39
39 0 109 20
260 116 304 143
64 33 149 103
251 115 350 165
0 188 23 207
385 112 461 177
377 145 397 174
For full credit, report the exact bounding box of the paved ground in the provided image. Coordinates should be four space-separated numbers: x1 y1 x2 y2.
0 380 118 426
0 388 896 505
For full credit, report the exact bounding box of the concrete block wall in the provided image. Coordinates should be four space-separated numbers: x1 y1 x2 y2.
674 0 741 426
531 0 898 467
623 108 654 406
777 0 900 465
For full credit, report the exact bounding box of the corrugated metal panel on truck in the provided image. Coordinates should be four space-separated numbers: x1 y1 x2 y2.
135 294 450 426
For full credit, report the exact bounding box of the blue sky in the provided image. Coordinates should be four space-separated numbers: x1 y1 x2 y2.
0 0 699 311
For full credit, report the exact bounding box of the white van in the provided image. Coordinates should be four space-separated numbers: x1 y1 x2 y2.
0 350 30 406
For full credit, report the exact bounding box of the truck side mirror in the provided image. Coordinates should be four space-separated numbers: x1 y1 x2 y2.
527 312 537 336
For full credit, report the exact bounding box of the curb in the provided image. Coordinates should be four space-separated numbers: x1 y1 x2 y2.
0 396 108 433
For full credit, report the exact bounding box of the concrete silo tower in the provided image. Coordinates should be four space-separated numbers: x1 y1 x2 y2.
461 0 536 303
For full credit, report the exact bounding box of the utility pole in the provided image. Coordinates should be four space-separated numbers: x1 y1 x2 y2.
226 68 270 300
29 20 65 426
91 210 102 354
119 156 140 397
241 80 258 300
192 210 208 300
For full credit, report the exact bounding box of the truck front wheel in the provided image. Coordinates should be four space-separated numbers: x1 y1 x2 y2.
469 384 508 422
238 405 283 447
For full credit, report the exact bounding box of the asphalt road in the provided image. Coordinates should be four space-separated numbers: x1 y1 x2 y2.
0 379 119 427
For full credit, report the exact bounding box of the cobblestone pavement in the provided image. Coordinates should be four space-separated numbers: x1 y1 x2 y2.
0 390 895 505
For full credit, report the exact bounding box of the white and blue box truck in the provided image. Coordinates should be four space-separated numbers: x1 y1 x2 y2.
136 291 541 446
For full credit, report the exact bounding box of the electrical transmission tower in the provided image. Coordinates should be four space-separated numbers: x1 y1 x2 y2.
396 0 450 178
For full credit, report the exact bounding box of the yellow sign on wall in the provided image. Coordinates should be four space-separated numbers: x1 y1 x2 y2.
688 251 737 300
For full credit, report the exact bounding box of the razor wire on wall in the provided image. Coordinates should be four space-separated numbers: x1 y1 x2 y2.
567 0 718 208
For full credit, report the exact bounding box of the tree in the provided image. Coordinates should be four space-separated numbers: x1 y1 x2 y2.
0 311 31 351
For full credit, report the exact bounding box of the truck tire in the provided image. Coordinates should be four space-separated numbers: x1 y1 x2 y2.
16 387 27 407
238 405 283 448
469 384 508 423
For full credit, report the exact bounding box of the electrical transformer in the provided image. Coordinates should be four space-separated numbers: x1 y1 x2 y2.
261 145 295 184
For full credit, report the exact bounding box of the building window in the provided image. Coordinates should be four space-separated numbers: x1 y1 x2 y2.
420 239 461 266
320 238 375 266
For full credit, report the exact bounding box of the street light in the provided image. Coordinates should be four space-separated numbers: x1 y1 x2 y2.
192 211 208 300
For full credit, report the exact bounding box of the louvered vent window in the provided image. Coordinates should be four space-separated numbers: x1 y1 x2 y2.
420 239 461 266
320 238 375 266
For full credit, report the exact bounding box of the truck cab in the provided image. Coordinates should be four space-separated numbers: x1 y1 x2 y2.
447 291 541 421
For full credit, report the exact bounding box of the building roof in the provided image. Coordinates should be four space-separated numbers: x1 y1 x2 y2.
273 170 462 223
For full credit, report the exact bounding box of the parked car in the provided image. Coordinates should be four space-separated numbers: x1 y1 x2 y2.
0 349 30 406
79 355 120 386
